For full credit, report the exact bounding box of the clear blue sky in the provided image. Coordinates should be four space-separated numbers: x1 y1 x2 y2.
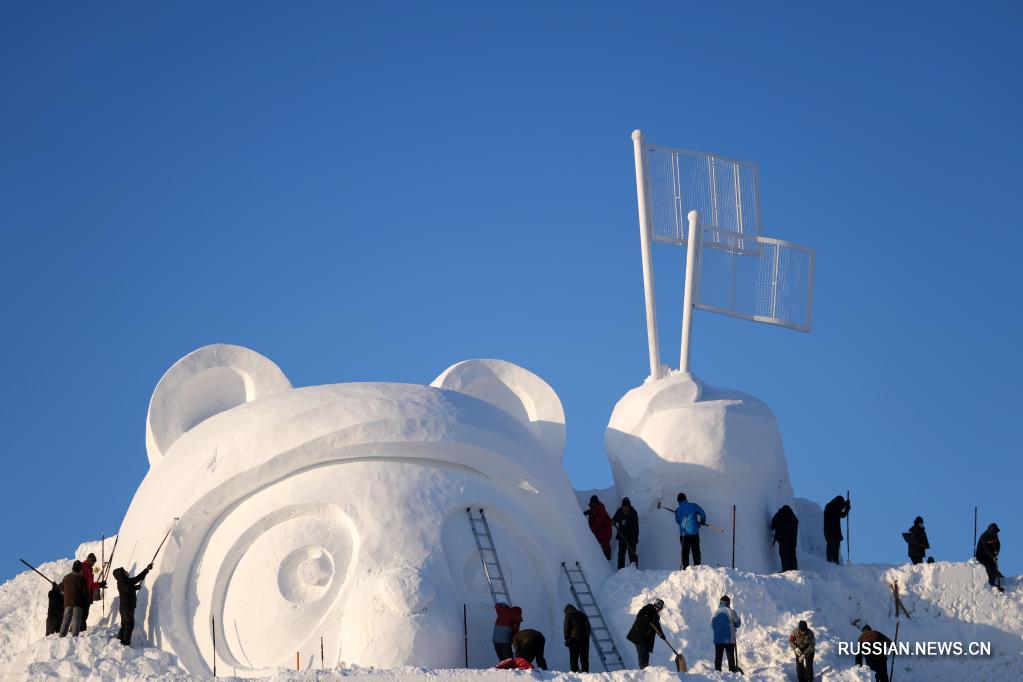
2 2 1021 583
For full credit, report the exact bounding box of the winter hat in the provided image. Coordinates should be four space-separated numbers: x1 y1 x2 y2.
677 493 687 503
72 560 82 572
652 598 665 609
720 595 731 605
622 497 631 507
989 523 1000 533
798 620 808 631
914 516 924 525
862 624 872 632
86 553 97 562
564 604 576 614
113 567 126 579
589 495 599 505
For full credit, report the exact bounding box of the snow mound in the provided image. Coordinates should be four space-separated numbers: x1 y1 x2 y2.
598 558 1023 681
0 556 70 667
3 626 189 681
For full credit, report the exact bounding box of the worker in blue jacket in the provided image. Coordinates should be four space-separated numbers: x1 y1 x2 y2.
675 493 707 569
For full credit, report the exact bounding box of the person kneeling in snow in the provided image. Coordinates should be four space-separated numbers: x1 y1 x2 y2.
711 595 742 673
789 620 815 682
113 563 153 646
495 657 532 670
512 629 548 670
626 598 665 669
855 624 892 682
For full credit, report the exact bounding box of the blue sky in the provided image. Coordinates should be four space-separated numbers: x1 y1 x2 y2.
2 2 1021 583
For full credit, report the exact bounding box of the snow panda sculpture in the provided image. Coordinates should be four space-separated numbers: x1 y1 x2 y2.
605 371 796 573
111 344 608 676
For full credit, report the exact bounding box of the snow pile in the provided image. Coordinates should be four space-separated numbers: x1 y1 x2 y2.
598 557 1023 681
605 372 797 573
3 626 189 681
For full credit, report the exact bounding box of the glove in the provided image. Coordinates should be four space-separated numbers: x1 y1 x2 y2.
147 564 154 571
98 581 108 589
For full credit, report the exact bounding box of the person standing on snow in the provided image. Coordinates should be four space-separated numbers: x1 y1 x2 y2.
823 495 850 564
789 620 815 682
711 595 742 673
625 598 665 669
113 563 153 646
975 523 1003 592
904 516 930 565
855 624 892 682
675 493 706 569
512 628 548 670
79 552 105 631
612 497 640 569
563 604 591 672
46 580 64 636
492 602 523 660
58 560 88 637
583 495 613 561
770 505 799 572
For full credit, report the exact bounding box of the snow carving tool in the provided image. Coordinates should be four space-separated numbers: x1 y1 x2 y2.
150 516 180 566
613 520 639 566
656 501 724 532
652 624 688 672
18 558 57 586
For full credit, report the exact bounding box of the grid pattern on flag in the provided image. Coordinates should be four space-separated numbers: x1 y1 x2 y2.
696 226 815 332
646 145 761 249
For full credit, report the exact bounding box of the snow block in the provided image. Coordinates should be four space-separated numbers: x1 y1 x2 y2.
605 372 796 573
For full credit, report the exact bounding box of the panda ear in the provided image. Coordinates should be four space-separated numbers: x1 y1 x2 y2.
145 344 291 465
431 359 565 461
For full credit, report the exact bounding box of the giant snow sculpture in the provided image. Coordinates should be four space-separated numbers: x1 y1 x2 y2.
109 344 609 676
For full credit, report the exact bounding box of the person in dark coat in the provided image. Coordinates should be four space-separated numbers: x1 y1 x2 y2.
612 498 640 569
492 602 522 659
625 598 665 669
905 516 930 565
563 604 591 672
46 581 64 636
59 560 88 637
113 563 152 646
771 505 799 572
512 628 548 670
823 495 850 564
789 620 815 682
584 495 613 560
855 624 892 682
975 523 1003 591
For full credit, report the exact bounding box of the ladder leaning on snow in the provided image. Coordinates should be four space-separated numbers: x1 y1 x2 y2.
466 507 512 605
561 561 625 672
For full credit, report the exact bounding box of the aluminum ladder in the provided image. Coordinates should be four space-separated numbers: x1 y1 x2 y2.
467 507 511 605
561 561 625 672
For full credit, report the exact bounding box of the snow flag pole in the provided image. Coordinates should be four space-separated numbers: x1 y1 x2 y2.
680 210 701 372
321 636 324 668
463 604 469 667
631 129 662 379
890 619 901 682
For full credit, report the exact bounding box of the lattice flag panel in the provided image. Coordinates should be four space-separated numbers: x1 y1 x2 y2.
696 227 814 333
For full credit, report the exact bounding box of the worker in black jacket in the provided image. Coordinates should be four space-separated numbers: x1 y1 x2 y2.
771 505 799 572
612 498 640 569
823 495 850 564
563 604 591 672
626 598 665 669
113 563 153 646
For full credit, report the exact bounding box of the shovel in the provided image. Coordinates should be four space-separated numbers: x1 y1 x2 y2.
652 624 687 673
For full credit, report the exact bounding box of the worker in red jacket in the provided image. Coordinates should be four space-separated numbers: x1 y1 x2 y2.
584 495 613 560
492 602 523 660
79 553 106 631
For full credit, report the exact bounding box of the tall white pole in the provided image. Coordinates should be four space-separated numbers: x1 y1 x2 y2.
631 129 661 379
680 210 700 372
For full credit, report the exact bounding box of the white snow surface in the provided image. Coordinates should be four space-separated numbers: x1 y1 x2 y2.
3 551 1021 679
